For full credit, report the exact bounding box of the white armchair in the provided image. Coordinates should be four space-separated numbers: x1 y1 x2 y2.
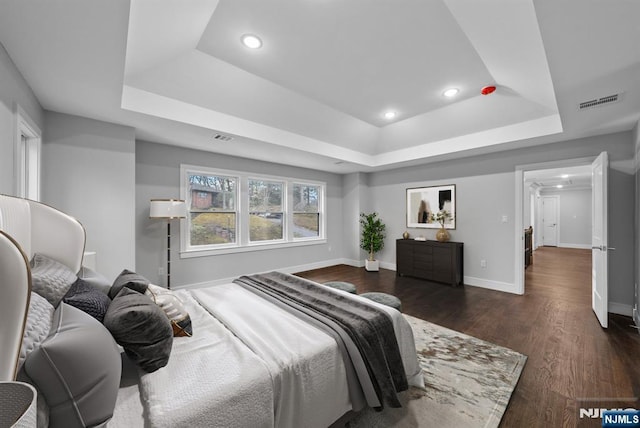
0 194 86 381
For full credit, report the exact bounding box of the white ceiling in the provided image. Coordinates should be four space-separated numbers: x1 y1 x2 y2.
0 0 639 173
524 165 592 191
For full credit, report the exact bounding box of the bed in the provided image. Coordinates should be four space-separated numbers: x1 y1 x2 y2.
0 194 423 428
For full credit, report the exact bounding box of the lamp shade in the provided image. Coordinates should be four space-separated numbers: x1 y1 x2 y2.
150 199 187 219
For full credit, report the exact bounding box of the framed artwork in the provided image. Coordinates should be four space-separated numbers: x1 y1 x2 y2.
406 185 456 229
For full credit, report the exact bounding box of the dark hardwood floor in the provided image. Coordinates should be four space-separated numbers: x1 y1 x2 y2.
296 247 640 428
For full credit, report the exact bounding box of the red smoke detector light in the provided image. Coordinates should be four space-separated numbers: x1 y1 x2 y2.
481 85 496 96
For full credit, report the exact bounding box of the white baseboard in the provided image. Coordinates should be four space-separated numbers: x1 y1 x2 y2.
608 302 633 317
559 243 591 250
464 276 520 295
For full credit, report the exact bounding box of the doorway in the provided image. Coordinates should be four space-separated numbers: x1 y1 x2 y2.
516 155 608 328
541 195 559 247
515 157 595 295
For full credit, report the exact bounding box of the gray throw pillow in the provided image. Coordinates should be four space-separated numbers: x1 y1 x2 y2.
63 278 112 322
30 253 77 307
103 287 173 373
109 269 150 299
24 303 121 428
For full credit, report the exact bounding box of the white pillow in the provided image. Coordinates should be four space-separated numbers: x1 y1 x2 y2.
145 284 193 337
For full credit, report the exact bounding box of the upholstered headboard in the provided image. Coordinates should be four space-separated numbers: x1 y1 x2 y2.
0 194 85 273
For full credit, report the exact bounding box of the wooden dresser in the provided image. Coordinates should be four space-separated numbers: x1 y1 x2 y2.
396 239 464 286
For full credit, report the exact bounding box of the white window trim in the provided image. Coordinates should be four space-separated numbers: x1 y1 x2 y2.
180 164 327 258
291 181 325 243
247 176 286 244
14 104 41 201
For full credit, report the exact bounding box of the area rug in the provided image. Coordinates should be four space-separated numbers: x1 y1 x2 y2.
347 314 527 428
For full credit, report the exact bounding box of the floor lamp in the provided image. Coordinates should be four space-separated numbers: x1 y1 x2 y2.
150 199 186 289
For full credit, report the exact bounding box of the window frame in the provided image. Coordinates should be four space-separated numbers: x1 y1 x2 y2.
14 104 41 201
292 181 323 242
247 177 286 245
180 164 326 258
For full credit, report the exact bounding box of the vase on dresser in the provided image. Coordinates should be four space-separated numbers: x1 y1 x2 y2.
435 227 450 242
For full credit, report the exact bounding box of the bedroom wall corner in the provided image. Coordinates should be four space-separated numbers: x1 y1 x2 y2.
0 41 44 196
41 112 136 281
342 172 372 265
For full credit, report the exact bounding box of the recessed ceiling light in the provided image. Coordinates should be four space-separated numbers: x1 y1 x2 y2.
384 111 397 120
556 184 563 188
561 174 569 178
443 88 459 98
241 34 262 49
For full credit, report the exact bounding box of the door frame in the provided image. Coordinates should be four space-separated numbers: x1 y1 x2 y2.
514 156 595 295
541 195 560 247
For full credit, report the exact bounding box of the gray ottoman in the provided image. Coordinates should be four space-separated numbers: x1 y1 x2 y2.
360 292 402 312
323 281 357 294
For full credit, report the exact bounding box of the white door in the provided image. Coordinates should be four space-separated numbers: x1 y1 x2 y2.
542 196 558 246
591 152 608 328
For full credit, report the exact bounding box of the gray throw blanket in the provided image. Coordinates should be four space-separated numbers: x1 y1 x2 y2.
233 272 408 409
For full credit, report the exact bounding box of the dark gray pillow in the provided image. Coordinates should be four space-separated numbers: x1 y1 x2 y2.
78 266 112 295
63 278 112 322
103 287 173 373
109 269 150 299
30 253 77 307
24 303 121 428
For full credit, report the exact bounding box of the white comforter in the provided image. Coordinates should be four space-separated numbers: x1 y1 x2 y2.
110 282 423 428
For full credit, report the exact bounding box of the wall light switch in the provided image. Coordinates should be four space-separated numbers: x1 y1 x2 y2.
480 259 487 268
501 215 508 223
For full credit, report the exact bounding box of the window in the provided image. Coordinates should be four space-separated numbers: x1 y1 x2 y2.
186 172 237 248
249 179 284 242
181 165 326 256
293 183 320 239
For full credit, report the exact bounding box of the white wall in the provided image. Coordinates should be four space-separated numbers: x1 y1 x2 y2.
42 112 136 281
0 42 43 196
539 188 591 248
135 140 345 287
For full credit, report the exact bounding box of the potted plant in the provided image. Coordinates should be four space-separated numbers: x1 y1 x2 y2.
360 212 386 271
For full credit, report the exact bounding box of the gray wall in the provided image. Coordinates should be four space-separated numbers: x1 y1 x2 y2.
0 42 43 195
608 168 635 311
539 188 591 248
136 140 345 287
42 112 136 281
364 131 635 305
372 171 515 288
342 172 373 264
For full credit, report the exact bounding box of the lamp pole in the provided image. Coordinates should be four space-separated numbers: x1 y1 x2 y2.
150 199 186 290
166 220 172 290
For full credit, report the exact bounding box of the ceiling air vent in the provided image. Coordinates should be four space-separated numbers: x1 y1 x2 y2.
212 133 233 142
579 93 620 110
